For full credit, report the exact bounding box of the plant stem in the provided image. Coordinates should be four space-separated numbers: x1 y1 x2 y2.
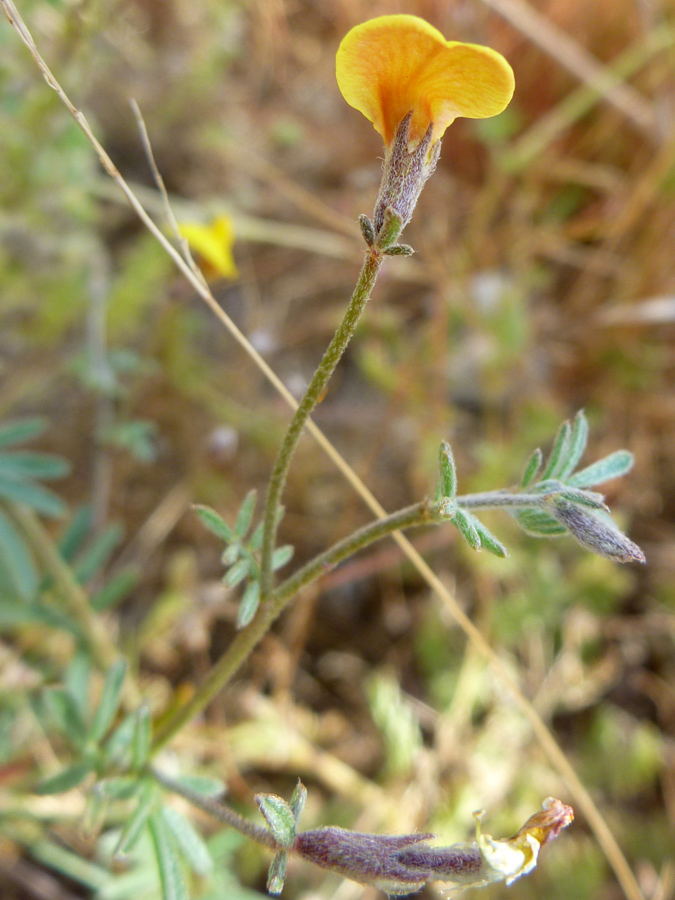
457 490 547 509
151 500 429 753
259 248 384 599
274 501 433 604
149 768 279 850
151 486 556 752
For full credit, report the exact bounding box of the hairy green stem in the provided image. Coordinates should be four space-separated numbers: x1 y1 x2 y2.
259 249 384 598
151 486 555 752
457 490 549 509
149 768 279 850
151 500 427 752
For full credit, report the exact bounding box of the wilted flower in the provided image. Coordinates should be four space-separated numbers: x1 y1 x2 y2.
335 15 514 248
473 796 574 886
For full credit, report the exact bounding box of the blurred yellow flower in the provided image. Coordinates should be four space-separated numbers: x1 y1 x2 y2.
336 14 515 148
179 215 238 280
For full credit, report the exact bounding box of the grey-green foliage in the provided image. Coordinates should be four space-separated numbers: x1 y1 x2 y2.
0 422 137 633
257 781 307 895
0 417 70 599
195 491 293 627
512 411 642 562
436 411 641 564
435 440 508 558
34 659 129 795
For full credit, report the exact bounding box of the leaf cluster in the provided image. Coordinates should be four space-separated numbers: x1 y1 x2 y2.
194 492 293 627
0 417 69 599
513 410 633 539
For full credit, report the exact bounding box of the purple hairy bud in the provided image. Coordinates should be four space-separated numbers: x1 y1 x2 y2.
293 827 469 894
371 112 441 249
551 498 645 564
292 798 573 895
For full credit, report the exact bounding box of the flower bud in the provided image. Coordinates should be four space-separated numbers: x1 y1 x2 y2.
551 498 645 564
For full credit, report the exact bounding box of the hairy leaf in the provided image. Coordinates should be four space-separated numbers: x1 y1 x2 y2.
567 450 634 488
520 447 543 488
193 505 233 543
541 420 571 480
161 806 213 876
89 660 127 744
148 810 188 900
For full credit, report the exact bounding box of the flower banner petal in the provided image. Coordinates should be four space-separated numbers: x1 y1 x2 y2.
336 14 514 146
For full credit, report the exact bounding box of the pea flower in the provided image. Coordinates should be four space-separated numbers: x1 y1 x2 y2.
178 215 238 280
336 15 514 249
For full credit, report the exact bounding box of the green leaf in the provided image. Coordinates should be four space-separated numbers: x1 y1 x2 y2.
43 687 88 748
558 410 589 479
170 775 226 798
513 508 567 537
35 759 95 794
132 706 152 770
0 599 83 637
0 477 66 517
375 206 404 250
451 508 481 550
225 558 249 588
115 782 156 857
0 506 38 599
531 478 565 495
272 545 294 571
58 506 94 562
0 451 70 480
221 543 240 566
567 450 634 488
99 420 157 463
266 851 288 895
161 806 213 876
256 794 295 848
96 776 143 800
383 243 414 256
556 488 606 510
30 837 108 891
103 710 137 766
0 418 47 449
438 441 457 499
359 214 375 246
89 660 127 744
290 781 307 823
148 810 189 900
237 580 260 629
520 447 543 488
194 505 233 543
248 521 264 550
74 523 125 583
234 490 257 540
91 567 138 611
541 419 571 480
471 518 508 557
65 651 92 722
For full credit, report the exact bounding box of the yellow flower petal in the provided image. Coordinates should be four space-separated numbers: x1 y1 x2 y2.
336 14 515 146
179 216 238 280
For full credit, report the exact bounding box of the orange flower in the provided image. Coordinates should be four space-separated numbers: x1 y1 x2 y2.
336 14 515 148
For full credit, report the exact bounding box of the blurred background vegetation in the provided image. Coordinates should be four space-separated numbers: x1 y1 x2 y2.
1 0 674 898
